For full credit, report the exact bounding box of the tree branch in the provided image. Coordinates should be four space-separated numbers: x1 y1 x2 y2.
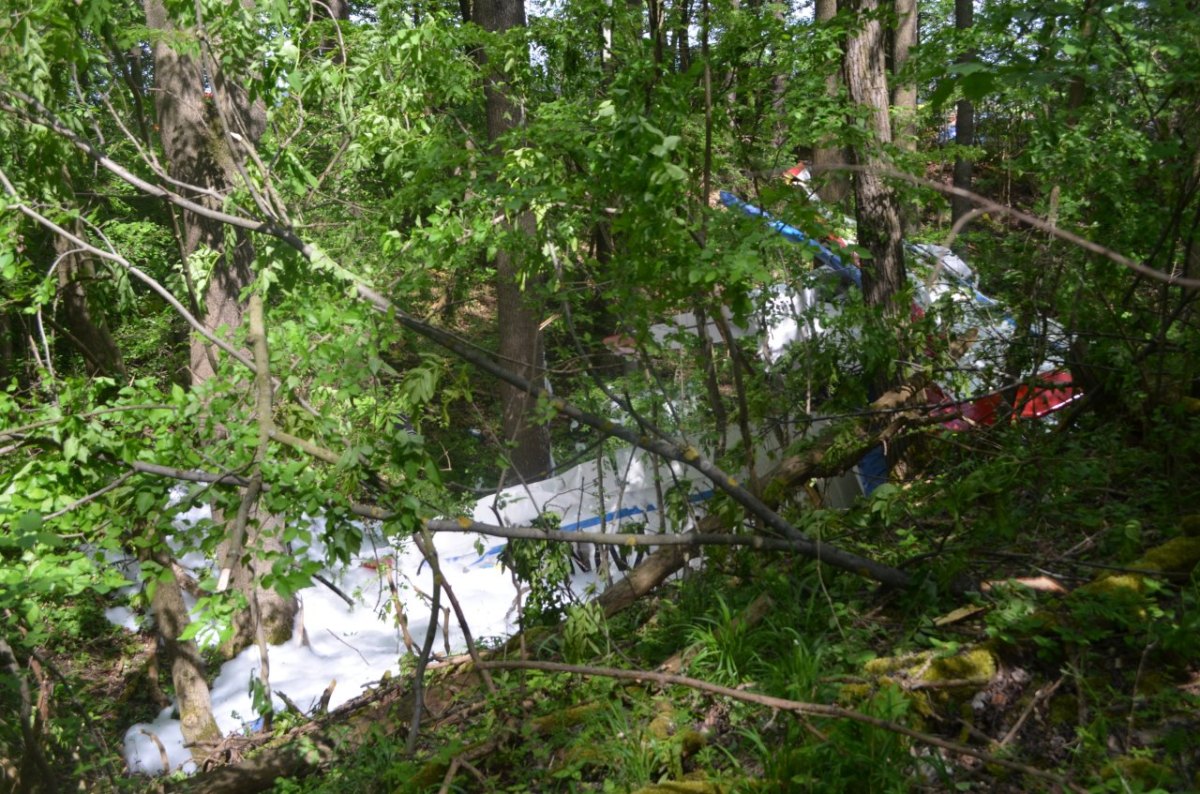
478 659 1081 791
804 162 1200 290
2 94 911 588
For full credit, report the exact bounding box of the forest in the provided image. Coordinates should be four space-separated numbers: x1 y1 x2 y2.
1 0 1199 790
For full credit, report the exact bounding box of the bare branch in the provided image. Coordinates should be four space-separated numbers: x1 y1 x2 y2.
804 162 1200 290
0 167 257 373
1 93 911 587
424 519 810 552
478 659 1081 791
44 472 135 521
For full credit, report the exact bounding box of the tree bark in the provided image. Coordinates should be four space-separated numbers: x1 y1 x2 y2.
149 549 223 761
891 0 918 150
51 222 126 378
813 0 850 203
951 0 975 224
477 0 554 482
0 313 18 387
674 0 691 72
143 0 296 662
844 0 906 315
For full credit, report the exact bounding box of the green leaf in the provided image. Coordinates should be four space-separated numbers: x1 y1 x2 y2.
16 511 42 533
960 71 996 103
135 490 157 516
929 78 955 111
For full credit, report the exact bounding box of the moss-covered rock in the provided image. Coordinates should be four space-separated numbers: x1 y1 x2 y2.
1179 515 1200 537
1134 536 1200 575
629 782 725 794
863 648 997 684
848 648 999 721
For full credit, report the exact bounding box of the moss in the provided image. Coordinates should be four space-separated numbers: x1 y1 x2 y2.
837 683 873 703
557 743 608 769
1100 755 1175 788
928 649 997 682
678 728 707 756
265 624 294 646
629 782 724 794
1180 515 1200 537
862 649 996 684
648 698 677 740
1135 536 1200 575
529 703 603 734
1078 573 1146 595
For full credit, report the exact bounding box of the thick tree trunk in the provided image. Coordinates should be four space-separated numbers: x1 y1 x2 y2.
813 0 850 203
477 0 553 482
52 225 126 378
891 0 918 150
142 1 261 386
674 0 691 72
149 549 222 761
144 0 295 665
844 0 906 315
951 0 975 224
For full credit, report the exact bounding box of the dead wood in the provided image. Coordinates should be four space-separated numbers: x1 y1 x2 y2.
163 385 950 792
166 529 699 793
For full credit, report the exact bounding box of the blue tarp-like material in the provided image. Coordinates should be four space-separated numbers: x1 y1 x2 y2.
719 191 895 492
719 191 863 289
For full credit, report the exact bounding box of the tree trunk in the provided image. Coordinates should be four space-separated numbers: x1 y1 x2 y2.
0 313 18 386
148 547 223 761
951 0 974 224
674 0 691 72
891 0 918 150
844 0 906 315
813 0 850 203
52 222 126 378
477 0 554 482
144 0 295 663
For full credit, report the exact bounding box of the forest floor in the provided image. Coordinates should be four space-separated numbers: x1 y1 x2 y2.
19 411 1200 793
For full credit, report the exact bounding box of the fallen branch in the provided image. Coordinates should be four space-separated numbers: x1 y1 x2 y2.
165 535 703 792
477 659 1081 791
803 162 1200 290
5 93 917 587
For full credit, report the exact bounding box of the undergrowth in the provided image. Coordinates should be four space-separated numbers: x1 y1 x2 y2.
5 415 1198 793
261 414 1200 793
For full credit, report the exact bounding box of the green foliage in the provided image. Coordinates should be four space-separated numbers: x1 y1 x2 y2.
499 513 576 626
2 0 1200 788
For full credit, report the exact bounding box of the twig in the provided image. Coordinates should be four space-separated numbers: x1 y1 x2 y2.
0 637 57 791
140 728 171 774
1001 676 1065 748
905 677 993 692
316 679 337 715
413 528 496 694
25 647 117 785
324 629 370 667
1127 640 1157 741
438 756 462 794
0 166 257 373
275 690 304 716
43 471 134 520
478 659 1082 791
384 563 417 655
802 162 1200 290
407 573 442 754
313 573 355 608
